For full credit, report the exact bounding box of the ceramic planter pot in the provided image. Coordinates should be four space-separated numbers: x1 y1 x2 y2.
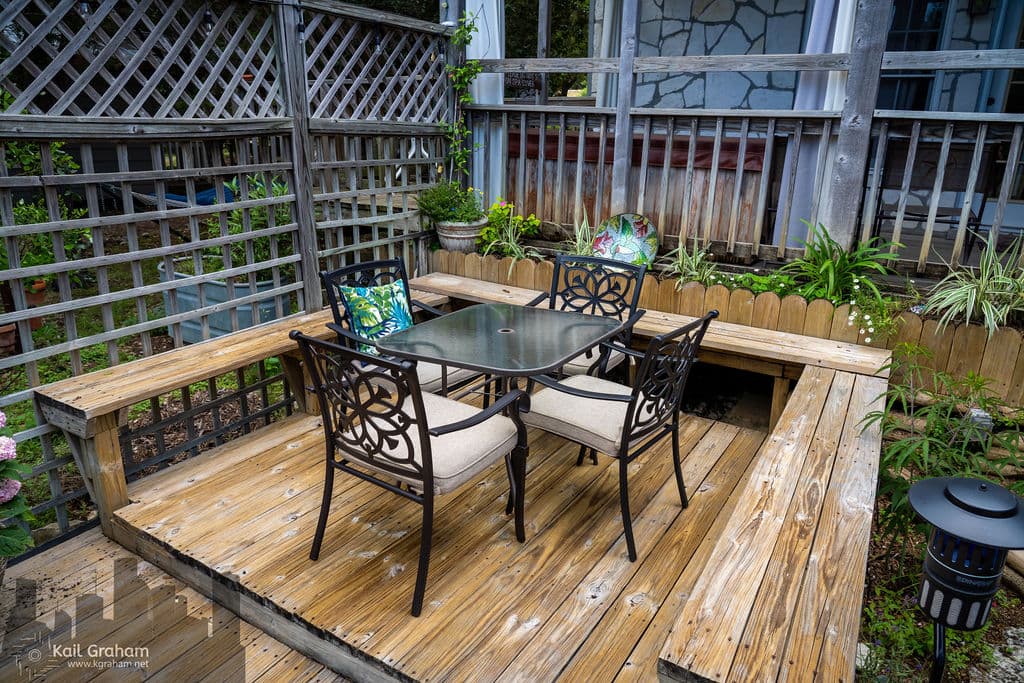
435 217 487 253
0 323 17 357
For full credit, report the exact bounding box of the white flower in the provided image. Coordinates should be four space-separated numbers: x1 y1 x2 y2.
864 314 871 321
868 326 874 333
859 328 865 335
853 284 860 290
848 320 854 326
865 337 872 343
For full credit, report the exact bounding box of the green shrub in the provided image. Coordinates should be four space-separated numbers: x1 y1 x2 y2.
923 235 1024 338
479 199 540 267
781 221 897 304
863 343 1024 539
417 182 485 223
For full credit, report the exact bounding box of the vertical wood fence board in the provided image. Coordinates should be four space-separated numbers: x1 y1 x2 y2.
947 323 990 382
704 285 731 320
751 292 782 330
978 328 1023 401
677 281 707 317
727 289 754 327
777 295 808 335
829 304 861 344
803 299 835 339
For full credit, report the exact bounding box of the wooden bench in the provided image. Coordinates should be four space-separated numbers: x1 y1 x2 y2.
406 272 889 682
32 292 448 543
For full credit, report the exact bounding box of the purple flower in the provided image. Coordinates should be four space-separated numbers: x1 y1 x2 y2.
0 478 21 504
0 436 15 461
0 409 6 428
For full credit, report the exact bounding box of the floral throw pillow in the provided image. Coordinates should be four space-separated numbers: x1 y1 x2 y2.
337 280 414 355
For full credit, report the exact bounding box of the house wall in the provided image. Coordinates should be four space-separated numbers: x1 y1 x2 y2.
591 0 1017 113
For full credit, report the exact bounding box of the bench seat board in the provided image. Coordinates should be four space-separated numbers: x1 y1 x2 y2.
408 273 891 378
34 292 448 430
657 369 884 682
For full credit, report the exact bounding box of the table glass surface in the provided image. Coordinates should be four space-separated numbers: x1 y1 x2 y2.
376 303 623 375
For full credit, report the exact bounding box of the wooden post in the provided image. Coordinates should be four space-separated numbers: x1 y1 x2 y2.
84 413 130 539
822 0 893 248
536 0 550 105
609 0 638 215
276 1 323 311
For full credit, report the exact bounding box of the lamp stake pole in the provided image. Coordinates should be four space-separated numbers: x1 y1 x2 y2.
930 622 946 683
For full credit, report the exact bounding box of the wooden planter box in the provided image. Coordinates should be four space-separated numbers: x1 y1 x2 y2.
431 249 1024 406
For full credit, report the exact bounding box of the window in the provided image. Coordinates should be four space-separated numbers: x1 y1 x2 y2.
877 0 948 110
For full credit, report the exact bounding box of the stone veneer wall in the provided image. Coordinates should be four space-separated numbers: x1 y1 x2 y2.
596 0 810 110
937 0 997 112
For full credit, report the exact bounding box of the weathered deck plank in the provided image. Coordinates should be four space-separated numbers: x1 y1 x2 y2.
107 411 764 681
0 528 346 682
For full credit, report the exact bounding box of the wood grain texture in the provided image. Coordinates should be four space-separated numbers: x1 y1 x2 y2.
659 366 835 681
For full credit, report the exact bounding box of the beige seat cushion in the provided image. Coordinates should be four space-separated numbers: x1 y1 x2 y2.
416 362 479 394
341 390 517 495
523 374 633 456
561 348 625 376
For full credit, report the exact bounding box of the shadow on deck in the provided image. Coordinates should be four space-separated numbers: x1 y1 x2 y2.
99 412 763 682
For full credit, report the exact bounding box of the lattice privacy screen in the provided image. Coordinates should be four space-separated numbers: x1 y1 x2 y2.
0 0 284 118
304 10 448 123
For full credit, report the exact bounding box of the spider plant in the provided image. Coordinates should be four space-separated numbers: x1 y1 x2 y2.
923 235 1024 337
562 210 595 256
780 220 897 304
663 238 718 287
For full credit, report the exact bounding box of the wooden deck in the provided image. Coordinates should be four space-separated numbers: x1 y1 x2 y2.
0 528 349 682
105 410 765 682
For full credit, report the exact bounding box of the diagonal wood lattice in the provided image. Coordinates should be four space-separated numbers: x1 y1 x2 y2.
0 0 284 118
303 10 448 123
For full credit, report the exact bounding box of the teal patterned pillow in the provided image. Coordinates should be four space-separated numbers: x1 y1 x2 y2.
338 280 414 355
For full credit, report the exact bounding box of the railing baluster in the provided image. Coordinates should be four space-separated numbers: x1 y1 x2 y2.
637 115 652 215
990 123 1023 248
917 121 954 273
727 117 749 254
658 116 675 233
777 120 803 259
860 121 889 243
891 119 921 254
681 118 699 247
555 113 567 223
574 113 587 227
703 117 724 248
951 123 987 267
751 118 776 259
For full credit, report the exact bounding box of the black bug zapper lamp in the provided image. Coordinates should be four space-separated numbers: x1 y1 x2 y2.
909 477 1024 682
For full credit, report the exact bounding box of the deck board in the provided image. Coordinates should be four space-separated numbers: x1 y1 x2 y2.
0 528 347 682
107 410 765 681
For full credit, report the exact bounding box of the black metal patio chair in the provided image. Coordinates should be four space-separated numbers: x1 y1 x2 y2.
527 253 647 378
521 310 717 561
291 331 530 616
321 258 479 395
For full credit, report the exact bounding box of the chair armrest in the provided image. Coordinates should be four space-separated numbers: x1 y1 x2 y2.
525 291 549 307
528 373 632 403
411 298 446 319
600 338 645 361
429 389 531 437
326 322 366 348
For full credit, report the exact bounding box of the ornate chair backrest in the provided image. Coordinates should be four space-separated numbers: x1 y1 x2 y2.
544 254 646 327
291 332 433 486
321 259 414 346
623 311 717 446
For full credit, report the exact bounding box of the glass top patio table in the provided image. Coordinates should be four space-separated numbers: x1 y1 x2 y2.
375 303 626 376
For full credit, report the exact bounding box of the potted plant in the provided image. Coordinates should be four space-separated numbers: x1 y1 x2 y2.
418 182 486 252
418 11 485 252
0 408 33 583
158 175 296 343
